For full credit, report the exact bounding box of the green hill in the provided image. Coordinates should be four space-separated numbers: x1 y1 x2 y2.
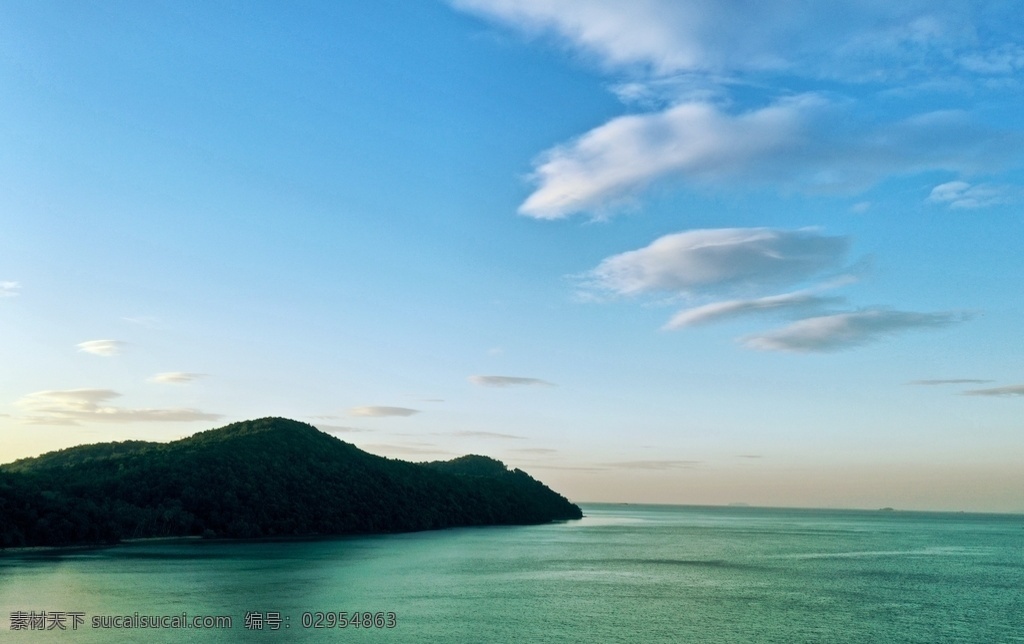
0 417 582 548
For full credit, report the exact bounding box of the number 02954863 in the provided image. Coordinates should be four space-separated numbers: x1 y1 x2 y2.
300 611 397 629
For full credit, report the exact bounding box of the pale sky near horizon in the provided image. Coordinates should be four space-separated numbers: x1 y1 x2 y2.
2 1 1022 512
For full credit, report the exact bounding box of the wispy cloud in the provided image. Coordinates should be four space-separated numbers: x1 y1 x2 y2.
446 430 526 440
149 372 206 384
908 379 993 385
962 384 1024 397
14 389 221 426
315 424 374 433
602 460 702 470
742 309 969 352
511 447 558 454
361 443 451 456
584 228 850 297
121 316 162 327
664 291 843 329
76 340 127 357
927 180 1011 209
468 375 555 387
349 406 420 417
1 281 20 297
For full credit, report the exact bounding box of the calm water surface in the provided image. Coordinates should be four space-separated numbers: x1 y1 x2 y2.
1 504 1021 642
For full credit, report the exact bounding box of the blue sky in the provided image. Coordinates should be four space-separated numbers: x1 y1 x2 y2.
2 1 1022 511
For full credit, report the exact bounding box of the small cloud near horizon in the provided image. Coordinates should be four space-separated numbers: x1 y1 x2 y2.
14 389 221 425
602 460 702 470
149 372 206 384
469 375 555 388
511 447 558 454
349 406 420 417
315 424 374 434
77 340 127 356
962 384 1024 397
445 430 525 440
908 379 994 385
360 443 451 457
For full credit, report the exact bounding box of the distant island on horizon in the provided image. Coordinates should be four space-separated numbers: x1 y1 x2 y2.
0 417 582 549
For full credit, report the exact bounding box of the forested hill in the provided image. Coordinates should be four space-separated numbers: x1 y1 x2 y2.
0 417 582 548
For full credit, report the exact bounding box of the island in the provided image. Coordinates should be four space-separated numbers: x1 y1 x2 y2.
0 417 582 548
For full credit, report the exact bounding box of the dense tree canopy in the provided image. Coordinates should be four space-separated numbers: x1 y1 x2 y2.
0 418 582 548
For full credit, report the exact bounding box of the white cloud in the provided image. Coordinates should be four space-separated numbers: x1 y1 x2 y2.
76 340 127 357
149 372 206 384
468 375 555 387
741 309 969 352
584 228 849 297
962 384 1024 397
519 97 815 218
1 281 20 297
15 389 222 426
453 0 1005 80
454 1 1023 219
349 406 420 417
927 181 1010 209
664 291 842 329
520 100 1018 219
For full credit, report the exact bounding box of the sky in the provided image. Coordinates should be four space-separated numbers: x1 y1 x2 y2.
1 0 1022 512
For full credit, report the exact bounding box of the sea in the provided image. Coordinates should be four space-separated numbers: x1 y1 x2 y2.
1 503 1021 643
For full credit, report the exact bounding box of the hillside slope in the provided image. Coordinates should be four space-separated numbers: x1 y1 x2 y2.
0 417 581 548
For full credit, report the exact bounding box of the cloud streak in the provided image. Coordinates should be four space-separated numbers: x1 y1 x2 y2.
15 389 221 426
742 309 969 352
349 406 420 417
149 372 206 384
1 281 20 297
664 291 843 329
446 430 526 439
315 424 374 434
77 340 127 357
469 375 555 387
602 460 702 470
908 379 993 385
962 384 1024 397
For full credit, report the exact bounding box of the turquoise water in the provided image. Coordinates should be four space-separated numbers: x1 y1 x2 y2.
1 504 1021 642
